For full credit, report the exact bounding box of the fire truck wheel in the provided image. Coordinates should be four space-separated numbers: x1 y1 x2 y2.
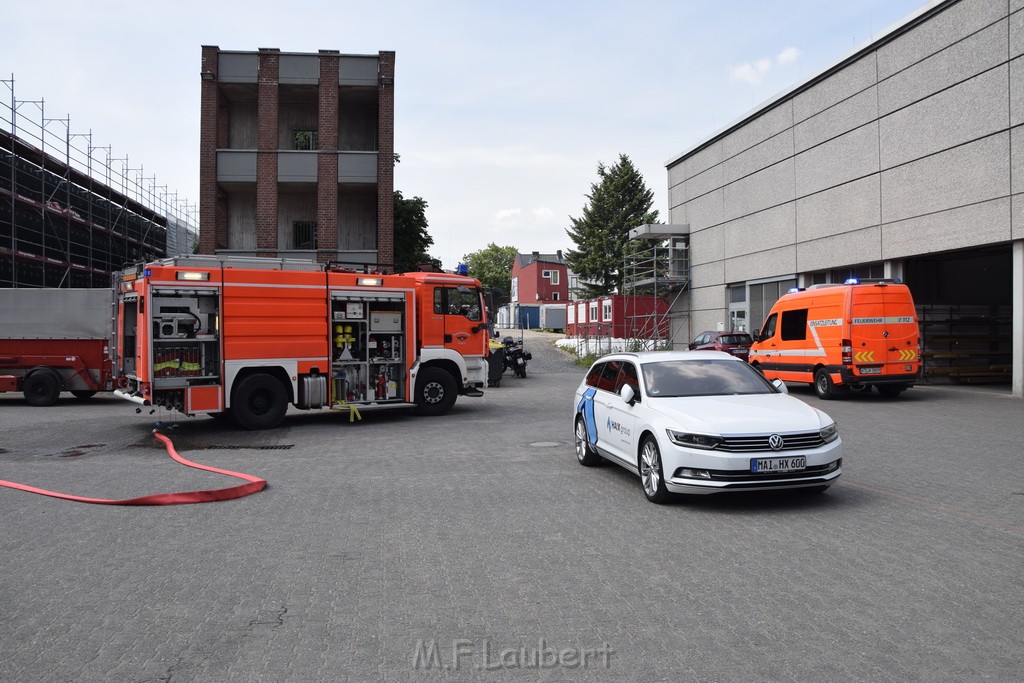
24 369 62 407
232 373 288 430
414 367 457 416
71 390 97 400
813 367 844 401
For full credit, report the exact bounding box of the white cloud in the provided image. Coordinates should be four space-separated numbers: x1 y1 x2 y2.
729 46 802 85
776 46 801 65
493 208 522 222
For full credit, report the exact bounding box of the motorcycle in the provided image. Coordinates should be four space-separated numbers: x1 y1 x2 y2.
501 335 532 378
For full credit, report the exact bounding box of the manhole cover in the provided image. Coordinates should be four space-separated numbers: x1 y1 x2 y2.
529 442 561 448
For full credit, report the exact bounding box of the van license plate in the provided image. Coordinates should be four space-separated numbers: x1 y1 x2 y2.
860 367 882 374
751 457 806 473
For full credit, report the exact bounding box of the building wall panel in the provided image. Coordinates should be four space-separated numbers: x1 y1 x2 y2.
794 86 878 154
680 140 723 181
880 66 1008 170
721 101 793 160
690 260 725 288
796 225 882 273
683 188 725 232
876 0 1005 80
724 245 796 283
228 103 257 149
339 192 376 251
722 158 795 223
217 151 257 183
689 222 725 264
218 53 258 83
1012 194 1024 239
1012 126 1024 194
228 192 256 251
881 132 1009 223
688 284 727 318
796 175 881 243
793 55 877 124
722 204 795 259
1010 56 1024 127
1012 8 1024 58
881 197 1011 259
721 132 794 187
879 19 1007 116
279 55 319 84
794 123 880 197
278 152 318 183
682 161 723 202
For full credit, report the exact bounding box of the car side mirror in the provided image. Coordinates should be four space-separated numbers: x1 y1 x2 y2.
771 378 788 394
619 384 636 405
751 331 761 342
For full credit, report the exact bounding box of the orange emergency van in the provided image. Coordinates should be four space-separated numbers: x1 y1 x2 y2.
748 279 921 399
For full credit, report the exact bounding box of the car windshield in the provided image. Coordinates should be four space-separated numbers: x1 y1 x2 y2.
719 334 752 345
641 359 773 398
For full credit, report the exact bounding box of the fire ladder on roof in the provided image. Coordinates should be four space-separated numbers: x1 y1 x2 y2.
622 224 691 350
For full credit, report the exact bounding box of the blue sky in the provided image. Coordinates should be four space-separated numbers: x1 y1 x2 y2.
4 0 926 268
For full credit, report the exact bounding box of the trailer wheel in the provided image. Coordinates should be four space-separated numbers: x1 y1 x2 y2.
231 373 288 430
71 390 97 400
414 367 457 416
24 369 62 406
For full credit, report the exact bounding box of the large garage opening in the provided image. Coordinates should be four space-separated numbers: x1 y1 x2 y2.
905 246 1012 386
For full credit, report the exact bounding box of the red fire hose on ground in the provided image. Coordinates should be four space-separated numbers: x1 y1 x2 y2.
0 430 266 505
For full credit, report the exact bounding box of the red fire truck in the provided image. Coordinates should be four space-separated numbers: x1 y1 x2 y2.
112 256 490 429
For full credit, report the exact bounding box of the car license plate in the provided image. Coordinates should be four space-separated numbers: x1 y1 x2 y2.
751 456 806 473
860 367 882 374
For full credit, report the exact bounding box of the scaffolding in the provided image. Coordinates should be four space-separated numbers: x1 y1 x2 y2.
1 74 197 287
622 224 691 349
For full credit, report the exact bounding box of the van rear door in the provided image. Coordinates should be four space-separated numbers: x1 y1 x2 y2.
850 286 920 378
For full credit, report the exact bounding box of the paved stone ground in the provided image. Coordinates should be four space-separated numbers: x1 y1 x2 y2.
1 332 1022 681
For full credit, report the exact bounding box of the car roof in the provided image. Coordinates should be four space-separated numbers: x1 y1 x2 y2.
697 331 750 337
590 350 741 364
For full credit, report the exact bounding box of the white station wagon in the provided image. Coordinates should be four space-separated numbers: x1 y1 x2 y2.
573 351 843 503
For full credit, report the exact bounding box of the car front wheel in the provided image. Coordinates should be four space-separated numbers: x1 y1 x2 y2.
574 416 601 466
639 436 671 504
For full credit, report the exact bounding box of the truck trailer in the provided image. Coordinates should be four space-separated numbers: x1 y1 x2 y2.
0 288 114 406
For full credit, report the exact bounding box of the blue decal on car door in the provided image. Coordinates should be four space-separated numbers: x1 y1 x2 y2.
577 388 598 446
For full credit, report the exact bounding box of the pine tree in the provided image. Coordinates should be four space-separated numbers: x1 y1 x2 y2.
564 154 659 296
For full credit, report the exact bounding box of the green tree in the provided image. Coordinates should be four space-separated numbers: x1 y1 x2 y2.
564 154 659 296
393 191 440 272
462 243 518 305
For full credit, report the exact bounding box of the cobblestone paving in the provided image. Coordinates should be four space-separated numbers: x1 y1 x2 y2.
1 333 1022 681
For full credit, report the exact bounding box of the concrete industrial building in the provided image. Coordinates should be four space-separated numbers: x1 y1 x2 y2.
198 47 395 269
664 0 1024 396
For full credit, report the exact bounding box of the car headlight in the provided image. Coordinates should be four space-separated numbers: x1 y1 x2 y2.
820 422 839 443
666 430 723 450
